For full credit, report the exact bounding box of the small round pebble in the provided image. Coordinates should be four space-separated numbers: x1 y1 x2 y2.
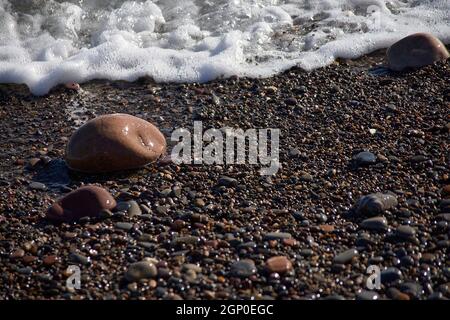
265 256 292 274
125 261 158 282
230 260 257 278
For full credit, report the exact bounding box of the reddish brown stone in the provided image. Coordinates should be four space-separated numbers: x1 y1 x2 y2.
66 113 166 173
43 255 58 266
387 33 449 71
86 224 101 232
218 240 230 248
10 249 25 259
47 185 116 222
395 292 410 301
319 224 335 233
64 232 77 239
23 255 37 264
64 82 81 91
193 222 206 229
205 240 218 249
149 279 157 289
265 256 293 274
171 219 186 231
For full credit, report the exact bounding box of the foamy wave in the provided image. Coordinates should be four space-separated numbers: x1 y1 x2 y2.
0 0 449 95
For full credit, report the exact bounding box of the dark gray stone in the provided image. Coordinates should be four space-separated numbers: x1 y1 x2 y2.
125 261 157 282
381 267 402 283
263 232 292 241
353 151 377 166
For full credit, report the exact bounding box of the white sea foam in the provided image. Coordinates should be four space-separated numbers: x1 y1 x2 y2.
0 0 449 95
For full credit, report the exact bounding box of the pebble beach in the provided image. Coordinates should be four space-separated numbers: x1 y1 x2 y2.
0 49 449 300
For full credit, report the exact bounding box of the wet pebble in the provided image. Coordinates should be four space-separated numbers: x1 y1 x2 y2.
194 198 205 207
355 193 398 216
18 267 33 275
10 249 25 259
410 155 428 163
265 256 292 274
174 236 199 246
125 261 158 282
115 201 131 212
115 222 134 231
43 255 58 266
399 282 423 298
263 232 292 241
387 33 449 71
285 97 298 106
387 288 410 300
47 185 116 222
356 290 379 300
66 113 166 173
395 225 416 241
381 267 402 283
68 253 90 266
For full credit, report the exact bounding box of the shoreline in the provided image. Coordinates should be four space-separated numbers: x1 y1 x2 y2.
0 48 390 97
0 52 449 299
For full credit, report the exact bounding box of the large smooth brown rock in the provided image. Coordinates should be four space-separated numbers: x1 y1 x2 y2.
66 113 166 173
387 33 449 71
47 185 116 222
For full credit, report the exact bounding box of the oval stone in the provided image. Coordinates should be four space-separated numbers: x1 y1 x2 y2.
47 185 116 222
381 267 402 283
387 33 449 71
355 193 398 216
334 248 358 264
66 113 166 173
395 225 416 240
125 261 158 282
265 256 293 274
230 260 257 278
352 151 376 166
360 216 388 232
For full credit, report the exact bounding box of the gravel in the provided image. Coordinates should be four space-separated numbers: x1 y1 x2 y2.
0 51 448 299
